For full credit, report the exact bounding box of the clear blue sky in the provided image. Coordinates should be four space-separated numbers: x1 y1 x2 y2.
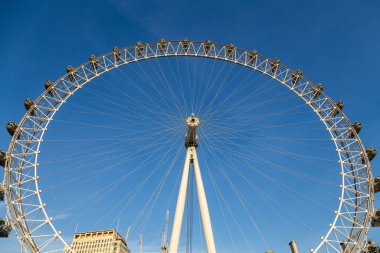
1 1 380 253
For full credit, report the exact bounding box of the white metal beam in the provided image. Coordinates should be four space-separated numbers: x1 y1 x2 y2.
192 148 216 253
169 146 216 253
169 148 192 253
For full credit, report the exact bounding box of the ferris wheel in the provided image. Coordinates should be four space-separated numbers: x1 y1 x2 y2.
1 39 379 253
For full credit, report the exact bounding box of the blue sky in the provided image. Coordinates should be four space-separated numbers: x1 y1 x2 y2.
1 1 380 252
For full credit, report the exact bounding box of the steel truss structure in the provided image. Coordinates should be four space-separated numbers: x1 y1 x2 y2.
2 40 375 253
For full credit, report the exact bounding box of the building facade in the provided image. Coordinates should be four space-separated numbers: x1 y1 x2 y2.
67 229 130 253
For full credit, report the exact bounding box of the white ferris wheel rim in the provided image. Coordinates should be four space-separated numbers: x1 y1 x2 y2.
2 39 375 253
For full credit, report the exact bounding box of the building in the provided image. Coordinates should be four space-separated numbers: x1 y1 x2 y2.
66 229 130 253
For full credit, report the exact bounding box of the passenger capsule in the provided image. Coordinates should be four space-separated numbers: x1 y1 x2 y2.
249 50 258 63
348 122 362 138
44 80 55 97
0 150 6 167
270 58 280 73
291 69 302 85
0 218 11 238
136 41 144 56
362 147 377 163
158 38 166 53
0 183 3 201
24 98 36 116
89 54 99 71
204 40 213 54
374 177 380 193
312 83 324 99
227 43 235 57
331 101 344 117
113 46 122 62
6 122 19 138
340 241 348 252
371 209 380 227
365 241 379 252
182 38 190 53
66 66 76 82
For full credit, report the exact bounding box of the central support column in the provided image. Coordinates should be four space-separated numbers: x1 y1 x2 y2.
169 115 216 253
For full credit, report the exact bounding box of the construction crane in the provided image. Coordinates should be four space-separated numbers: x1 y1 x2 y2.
125 226 131 253
125 226 131 242
161 211 169 253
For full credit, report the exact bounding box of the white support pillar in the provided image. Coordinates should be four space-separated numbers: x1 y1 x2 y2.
192 149 216 253
169 148 192 253
169 114 216 253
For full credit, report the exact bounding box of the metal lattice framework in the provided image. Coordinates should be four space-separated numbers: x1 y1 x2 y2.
2 40 375 253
